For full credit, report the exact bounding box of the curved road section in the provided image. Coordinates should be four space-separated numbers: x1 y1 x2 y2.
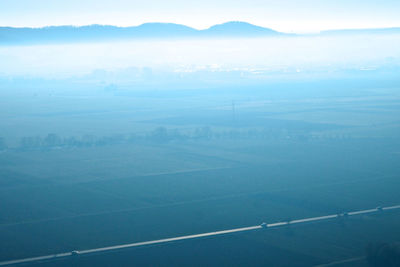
1 205 399 266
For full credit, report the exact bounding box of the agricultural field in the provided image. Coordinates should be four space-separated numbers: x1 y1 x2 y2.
0 82 400 266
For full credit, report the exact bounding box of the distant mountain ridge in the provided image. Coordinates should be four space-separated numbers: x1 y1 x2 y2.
204 21 279 36
1 21 399 45
0 21 282 44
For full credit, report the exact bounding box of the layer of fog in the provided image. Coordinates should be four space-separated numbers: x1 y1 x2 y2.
0 34 400 79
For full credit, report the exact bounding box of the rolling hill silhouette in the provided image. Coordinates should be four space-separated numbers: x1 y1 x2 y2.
0 21 281 44
1 21 399 44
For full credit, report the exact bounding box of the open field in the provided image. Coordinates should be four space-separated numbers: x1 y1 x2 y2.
0 81 400 266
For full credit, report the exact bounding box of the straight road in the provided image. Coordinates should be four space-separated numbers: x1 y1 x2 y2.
1 204 399 266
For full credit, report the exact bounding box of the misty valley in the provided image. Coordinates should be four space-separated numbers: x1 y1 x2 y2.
1 19 400 266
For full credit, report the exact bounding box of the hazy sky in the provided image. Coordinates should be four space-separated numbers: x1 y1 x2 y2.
1 0 400 32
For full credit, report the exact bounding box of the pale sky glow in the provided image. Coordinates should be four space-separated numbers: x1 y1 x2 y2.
1 0 400 33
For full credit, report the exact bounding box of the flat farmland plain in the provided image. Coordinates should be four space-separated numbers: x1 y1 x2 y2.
0 84 400 266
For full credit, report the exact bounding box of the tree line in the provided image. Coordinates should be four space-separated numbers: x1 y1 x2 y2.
0 126 356 151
